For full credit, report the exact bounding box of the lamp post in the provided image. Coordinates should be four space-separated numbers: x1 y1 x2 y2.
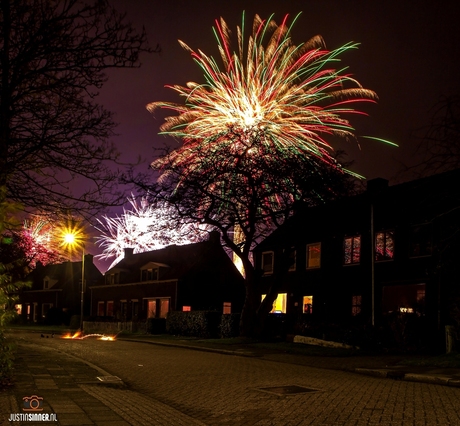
62 227 86 332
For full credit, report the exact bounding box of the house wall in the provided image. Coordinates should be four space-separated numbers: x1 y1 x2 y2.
254 172 460 339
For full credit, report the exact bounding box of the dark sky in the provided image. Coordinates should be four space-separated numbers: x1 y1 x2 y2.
90 0 460 270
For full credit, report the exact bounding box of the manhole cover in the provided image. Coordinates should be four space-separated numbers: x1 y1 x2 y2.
257 385 319 396
96 376 122 382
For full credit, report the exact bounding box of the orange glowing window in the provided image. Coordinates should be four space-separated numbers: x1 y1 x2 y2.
306 243 321 269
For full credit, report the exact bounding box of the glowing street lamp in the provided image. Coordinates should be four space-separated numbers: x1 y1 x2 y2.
60 223 86 332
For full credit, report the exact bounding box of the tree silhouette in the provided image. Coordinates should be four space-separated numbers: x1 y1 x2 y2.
0 0 157 219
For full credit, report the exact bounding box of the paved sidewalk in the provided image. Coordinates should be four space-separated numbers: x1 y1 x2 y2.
0 339 205 426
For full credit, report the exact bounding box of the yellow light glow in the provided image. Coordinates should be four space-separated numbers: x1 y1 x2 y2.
58 220 85 258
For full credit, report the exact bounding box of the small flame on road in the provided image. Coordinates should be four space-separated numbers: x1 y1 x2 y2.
61 332 116 341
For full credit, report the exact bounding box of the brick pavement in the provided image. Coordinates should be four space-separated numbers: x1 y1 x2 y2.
0 339 205 426
4 332 460 426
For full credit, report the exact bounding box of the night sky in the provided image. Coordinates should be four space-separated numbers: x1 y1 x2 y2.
90 0 460 271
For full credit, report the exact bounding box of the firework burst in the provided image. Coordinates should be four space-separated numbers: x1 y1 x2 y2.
147 12 393 179
95 196 209 269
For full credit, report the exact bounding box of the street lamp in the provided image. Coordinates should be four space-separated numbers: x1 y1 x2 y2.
61 223 86 332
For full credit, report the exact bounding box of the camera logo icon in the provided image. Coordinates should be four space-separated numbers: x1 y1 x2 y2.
23 395 44 411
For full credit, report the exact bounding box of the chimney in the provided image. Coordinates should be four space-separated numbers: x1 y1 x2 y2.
124 247 134 258
83 253 94 264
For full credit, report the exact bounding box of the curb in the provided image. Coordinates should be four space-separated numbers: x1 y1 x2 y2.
354 367 460 388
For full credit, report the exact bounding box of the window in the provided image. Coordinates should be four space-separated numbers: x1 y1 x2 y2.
42 303 52 319
147 299 156 318
261 293 287 314
132 300 139 318
106 301 114 317
15 304 22 315
352 295 362 316
288 248 296 271
382 284 426 315
410 225 432 257
375 231 394 261
159 299 169 318
147 298 170 318
303 296 313 314
344 236 361 265
306 243 321 269
120 300 127 319
97 301 105 316
261 251 274 274
223 302 231 314
182 306 191 312
141 268 158 282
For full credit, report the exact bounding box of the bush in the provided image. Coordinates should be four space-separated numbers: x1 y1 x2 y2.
219 314 240 338
166 311 221 338
0 330 14 387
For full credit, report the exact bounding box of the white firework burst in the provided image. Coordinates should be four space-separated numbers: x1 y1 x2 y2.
95 196 209 269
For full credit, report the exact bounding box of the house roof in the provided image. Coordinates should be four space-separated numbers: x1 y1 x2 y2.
255 168 460 251
100 232 241 284
25 255 103 290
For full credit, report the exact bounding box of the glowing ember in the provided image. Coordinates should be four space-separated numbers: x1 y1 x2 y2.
61 331 81 339
61 332 116 341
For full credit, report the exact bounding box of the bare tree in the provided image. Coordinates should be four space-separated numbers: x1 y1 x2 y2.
0 0 157 219
407 95 460 177
130 147 357 337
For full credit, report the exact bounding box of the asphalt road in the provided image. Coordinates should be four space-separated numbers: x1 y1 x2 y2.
7 333 460 426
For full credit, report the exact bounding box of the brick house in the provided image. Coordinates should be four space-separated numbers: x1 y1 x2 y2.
253 169 460 344
19 254 102 323
89 232 245 321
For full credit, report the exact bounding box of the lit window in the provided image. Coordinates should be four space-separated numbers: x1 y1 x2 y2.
306 243 321 269
303 296 313 314
262 293 287 313
375 231 394 261
182 306 191 312
262 251 274 274
352 295 362 316
344 236 361 265
223 302 231 314
410 225 432 257
15 304 22 315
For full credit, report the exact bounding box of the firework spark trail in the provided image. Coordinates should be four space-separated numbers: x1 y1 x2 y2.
95 196 209 269
147 12 394 184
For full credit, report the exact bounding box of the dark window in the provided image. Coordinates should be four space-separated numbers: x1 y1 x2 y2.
262 251 274 274
410 225 432 257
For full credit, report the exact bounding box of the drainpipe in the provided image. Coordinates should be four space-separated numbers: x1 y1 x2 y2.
371 203 375 327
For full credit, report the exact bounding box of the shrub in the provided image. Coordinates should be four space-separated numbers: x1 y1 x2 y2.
0 330 14 387
166 311 221 338
219 314 240 338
